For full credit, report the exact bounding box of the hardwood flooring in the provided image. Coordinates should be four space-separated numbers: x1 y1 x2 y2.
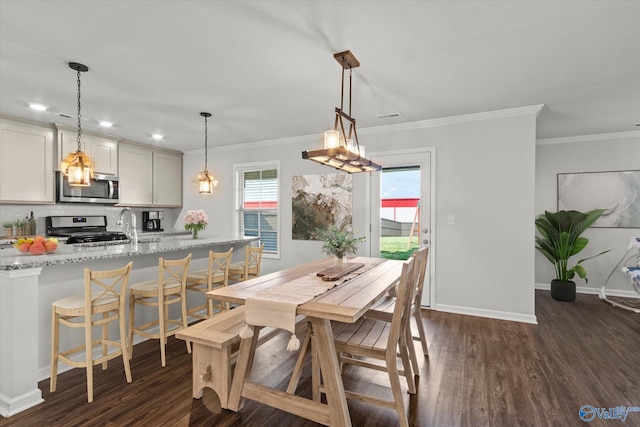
2 290 639 427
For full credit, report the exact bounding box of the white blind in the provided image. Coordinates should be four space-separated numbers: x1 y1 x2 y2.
236 165 279 255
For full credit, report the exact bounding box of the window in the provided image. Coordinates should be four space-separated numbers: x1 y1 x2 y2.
234 162 279 258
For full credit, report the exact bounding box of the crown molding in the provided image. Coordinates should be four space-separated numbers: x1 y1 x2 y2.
203 104 545 154
536 130 640 145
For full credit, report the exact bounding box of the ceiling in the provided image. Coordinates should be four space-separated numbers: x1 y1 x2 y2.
1 1 639 152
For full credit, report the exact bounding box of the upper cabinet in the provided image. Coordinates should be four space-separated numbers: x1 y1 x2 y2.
0 116 55 203
118 142 182 207
56 126 118 175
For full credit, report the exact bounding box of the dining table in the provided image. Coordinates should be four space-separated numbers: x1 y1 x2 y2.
207 256 404 427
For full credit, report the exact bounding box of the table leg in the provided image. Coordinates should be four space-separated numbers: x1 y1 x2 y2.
311 317 352 427
227 328 260 411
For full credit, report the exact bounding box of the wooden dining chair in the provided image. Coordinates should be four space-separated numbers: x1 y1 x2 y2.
318 255 418 427
366 246 430 375
50 262 133 403
228 243 264 282
185 248 233 319
128 254 192 367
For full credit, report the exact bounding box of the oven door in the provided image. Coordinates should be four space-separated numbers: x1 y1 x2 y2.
56 172 119 204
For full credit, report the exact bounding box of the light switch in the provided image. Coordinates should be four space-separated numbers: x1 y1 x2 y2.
447 214 455 225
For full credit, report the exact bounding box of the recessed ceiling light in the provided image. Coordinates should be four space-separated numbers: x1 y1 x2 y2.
375 112 401 119
29 103 47 111
99 121 113 128
152 134 164 140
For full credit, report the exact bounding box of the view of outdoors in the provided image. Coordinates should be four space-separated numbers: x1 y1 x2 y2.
380 167 421 260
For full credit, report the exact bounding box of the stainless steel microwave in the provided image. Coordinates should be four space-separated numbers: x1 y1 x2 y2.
56 171 120 204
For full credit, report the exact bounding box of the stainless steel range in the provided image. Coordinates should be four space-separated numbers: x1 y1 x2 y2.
46 215 128 244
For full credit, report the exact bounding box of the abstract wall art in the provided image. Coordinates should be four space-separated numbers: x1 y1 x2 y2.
558 170 640 228
292 173 353 240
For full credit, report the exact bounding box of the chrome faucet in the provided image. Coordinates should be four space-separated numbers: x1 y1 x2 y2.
116 207 138 243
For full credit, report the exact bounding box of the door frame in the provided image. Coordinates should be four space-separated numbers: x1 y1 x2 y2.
366 146 436 307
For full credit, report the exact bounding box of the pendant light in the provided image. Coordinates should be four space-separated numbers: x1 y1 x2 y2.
60 62 94 186
302 50 382 173
196 112 218 193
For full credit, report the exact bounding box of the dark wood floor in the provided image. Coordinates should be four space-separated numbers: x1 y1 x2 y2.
2 290 639 427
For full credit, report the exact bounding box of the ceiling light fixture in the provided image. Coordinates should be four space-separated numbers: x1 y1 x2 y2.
302 50 382 173
152 134 164 140
99 120 113 128
196 112 218 194
29 103 47 111
60 62 94 187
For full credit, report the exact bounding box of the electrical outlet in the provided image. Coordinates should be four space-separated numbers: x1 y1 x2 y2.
447 214 455 225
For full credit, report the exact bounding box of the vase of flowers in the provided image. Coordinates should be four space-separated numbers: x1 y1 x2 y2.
316 225 366 265
184 209 208 239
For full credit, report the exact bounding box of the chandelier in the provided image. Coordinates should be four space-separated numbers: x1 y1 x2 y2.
60 62 94 186
302 50 382 173
196 112 218 193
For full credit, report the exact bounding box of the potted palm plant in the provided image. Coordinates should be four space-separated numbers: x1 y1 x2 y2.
535 209 610 301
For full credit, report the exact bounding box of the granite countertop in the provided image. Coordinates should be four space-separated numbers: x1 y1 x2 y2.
0 234 258 271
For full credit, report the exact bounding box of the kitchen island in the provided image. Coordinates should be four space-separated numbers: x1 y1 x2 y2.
0 234 258 418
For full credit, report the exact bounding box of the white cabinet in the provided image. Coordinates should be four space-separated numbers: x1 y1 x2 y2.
0 117 54 203
118 142 182 207
56 127 118 175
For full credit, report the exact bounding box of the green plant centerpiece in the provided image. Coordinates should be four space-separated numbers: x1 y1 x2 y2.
316 225 366 263
535 209 610 301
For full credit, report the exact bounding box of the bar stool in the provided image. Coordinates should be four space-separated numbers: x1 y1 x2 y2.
228 243 264 282
50 262 133 403
128 254 192 367
185 248 233 319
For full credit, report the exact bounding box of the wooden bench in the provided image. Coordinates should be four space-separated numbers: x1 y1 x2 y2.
176 306 286 408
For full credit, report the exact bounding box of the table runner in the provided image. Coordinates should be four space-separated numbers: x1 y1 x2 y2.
239 257 385 351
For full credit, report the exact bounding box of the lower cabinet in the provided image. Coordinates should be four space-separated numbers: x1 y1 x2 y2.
0 117 54 203
118 142 182 207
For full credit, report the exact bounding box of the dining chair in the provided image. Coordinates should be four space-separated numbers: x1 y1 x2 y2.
128 253 192 367
50 262 133 403
319 255 418 427
185 248 233 319
366 246 430 375
228 243 264 282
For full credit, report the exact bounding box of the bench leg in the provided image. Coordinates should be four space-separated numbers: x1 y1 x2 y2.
191 342 233 409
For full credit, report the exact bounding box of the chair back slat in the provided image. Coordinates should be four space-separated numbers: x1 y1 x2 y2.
84 262 133 310
245 243 264 277
158 254 192 293
388 256 417 353
209 248 233 286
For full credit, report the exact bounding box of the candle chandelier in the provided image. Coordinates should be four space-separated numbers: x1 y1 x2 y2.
60 62 94 186
196 112 218 193
302 50 382 173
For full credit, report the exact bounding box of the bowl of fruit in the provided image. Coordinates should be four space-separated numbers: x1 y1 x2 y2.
13 236 58 255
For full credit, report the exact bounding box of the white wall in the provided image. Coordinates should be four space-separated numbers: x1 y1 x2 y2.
535 131 640 296
180 106 541 323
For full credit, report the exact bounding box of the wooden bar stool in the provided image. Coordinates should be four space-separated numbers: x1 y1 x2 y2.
50 262 133 403
185 248 233 319
228 243 264 282
128 254 192 367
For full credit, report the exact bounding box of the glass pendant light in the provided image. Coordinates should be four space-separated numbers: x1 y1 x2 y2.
60 62 94 186
196 112 218 193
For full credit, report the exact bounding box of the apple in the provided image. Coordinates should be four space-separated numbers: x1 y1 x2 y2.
29 242 45 255
44 240 58 253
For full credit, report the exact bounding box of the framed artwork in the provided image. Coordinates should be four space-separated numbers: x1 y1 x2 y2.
557 170 640 228
292 173 352 240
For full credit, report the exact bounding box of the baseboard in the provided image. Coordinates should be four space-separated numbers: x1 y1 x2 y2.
535 283 640 299
433 303 538 324
0 389 43 418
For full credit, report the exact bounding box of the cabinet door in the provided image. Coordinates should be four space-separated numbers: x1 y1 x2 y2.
118 144 153 205
153 151 182 206
58 130 118 175
0 119 54 203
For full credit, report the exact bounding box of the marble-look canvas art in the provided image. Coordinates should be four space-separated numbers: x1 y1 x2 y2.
292 174 353 240
558 170 640 228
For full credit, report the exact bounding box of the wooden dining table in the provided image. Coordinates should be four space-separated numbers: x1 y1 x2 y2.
207 256 404 427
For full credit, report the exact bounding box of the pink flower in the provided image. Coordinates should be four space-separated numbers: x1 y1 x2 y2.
184 209 208 231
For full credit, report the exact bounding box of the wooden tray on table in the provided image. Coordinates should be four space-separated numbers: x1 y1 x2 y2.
316 262 364 281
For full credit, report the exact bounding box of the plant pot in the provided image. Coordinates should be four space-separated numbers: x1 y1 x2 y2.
550 279 576 302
